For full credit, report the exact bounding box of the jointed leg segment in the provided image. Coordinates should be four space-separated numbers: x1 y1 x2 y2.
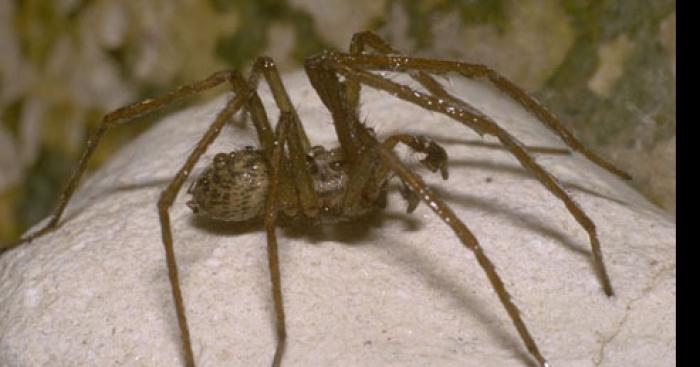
348 31 489 134
347 33 630 179
305 56 552 366
372 133 550 367
158 90 252 367
7 71 243 250
264 112 294 367
157 58 317 367
9 61 303 366
250 57 320 218
306 33 626 366
158 62 306 367
308 51 615 298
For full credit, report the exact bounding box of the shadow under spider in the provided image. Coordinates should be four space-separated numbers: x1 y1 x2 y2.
434 157 629 207
431 185 591 257
188 208 422 246
370 236 539 367
422 134 630 207
422 135 572 156
186 193 537 366
47 163 571 367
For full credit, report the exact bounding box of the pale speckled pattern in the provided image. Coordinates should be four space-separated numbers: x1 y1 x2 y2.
0 71 675 367
188 150 270 222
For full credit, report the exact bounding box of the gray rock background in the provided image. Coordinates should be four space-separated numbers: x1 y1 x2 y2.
0 71 675 366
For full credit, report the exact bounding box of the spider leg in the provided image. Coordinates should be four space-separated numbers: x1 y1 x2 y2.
243 59 329 365
347 31 479 127
157 66 312 366
2 71 243 254
158 90 251 367
347 30 575 160
304 59 550 366
321 57 615 297
340 43 631 180
249 57 320 218
263 112 294 367
368 130 550 367
229 69 299 217
350 31 573 156
305 60 362 164
283 114 321 218
304 64 388 217
249 59 312 153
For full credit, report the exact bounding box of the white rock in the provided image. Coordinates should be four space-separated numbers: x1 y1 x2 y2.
0 70 675 367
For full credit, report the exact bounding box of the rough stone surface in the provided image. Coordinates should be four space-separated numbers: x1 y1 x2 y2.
0 71 675 367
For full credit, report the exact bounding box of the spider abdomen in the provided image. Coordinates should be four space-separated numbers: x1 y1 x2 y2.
187 149 269 221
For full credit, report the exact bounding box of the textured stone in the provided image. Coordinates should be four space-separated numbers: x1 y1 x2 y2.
0 71 675 367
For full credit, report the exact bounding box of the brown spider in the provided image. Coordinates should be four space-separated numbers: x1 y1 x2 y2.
3 31 630 367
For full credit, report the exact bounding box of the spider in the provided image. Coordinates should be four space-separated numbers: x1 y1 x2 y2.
3 31 630 367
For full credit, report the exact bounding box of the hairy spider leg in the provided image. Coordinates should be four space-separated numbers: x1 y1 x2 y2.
158 90 251 367
247 60 454 366
228 65 298 217
304 60 387 218
263 112 294 367
349 32 492 137
158 61 325 366
240 57 342 367
351 32 573 157
305 59 363 164
249 59 312 153
348 31 630 181
3 71 244 252
161 59 336 366
249 57 320 218
348 31 486 136
374 137 551 367
318 53 615 298
304 57 550 367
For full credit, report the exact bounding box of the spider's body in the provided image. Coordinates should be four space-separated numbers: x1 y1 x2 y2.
5 31 633 367
187 144 394 224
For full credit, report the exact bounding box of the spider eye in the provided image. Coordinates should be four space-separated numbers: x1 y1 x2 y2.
213 153 228 169
330 161 345 171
